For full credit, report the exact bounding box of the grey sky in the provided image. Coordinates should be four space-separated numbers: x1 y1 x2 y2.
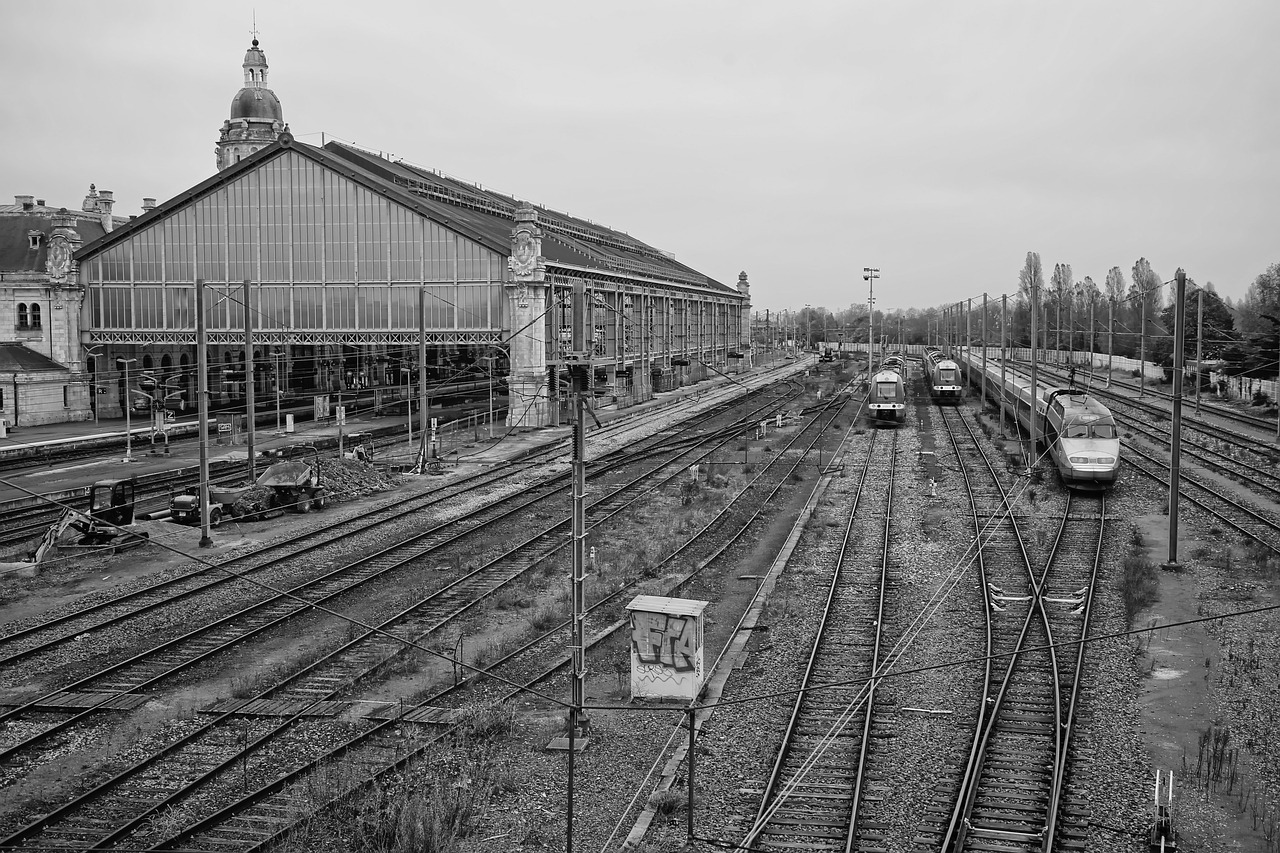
3 1 1275 315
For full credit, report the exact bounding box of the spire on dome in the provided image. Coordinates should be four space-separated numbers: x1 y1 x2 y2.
216 28 286 171
243 36 269 87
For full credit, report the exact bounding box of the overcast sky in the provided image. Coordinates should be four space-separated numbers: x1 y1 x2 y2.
3 1 1276 315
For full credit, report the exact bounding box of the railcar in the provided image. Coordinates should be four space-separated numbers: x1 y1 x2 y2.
955 350 1120 489
923 347 964 403
867 353 907 424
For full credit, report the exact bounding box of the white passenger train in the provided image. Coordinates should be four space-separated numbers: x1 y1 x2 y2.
868 353 907 424
955 350 1121 489
922 346 963 403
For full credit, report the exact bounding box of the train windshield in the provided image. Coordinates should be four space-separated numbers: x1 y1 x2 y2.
938 369 956 382
1064 424 1090 438
1091 422 1116 438
875 382 898 400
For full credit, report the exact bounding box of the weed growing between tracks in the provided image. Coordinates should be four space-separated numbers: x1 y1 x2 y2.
1119 526 1160 624
279 704 522 853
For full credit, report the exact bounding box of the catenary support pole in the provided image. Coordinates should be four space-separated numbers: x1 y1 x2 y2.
1195 288 1204 415
196 279 212 548
981 293 988 411
1140 297 1147 398
1166 269 1187 568
1108 298 1115 389
243 279 255 482
1000 294 1008 437
418 286 430 466
1029 278 1040 470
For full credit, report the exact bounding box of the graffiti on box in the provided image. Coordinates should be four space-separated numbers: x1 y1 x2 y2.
630 611 698 673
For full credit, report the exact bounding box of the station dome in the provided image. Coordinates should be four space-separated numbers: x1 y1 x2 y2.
216 37 287 171
230 87 283 121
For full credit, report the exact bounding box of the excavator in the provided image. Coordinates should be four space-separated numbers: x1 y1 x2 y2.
26 478 150 565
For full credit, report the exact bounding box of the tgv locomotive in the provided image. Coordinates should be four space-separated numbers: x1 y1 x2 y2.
867 353 907 424
956 350 1121 489
923 346 963 403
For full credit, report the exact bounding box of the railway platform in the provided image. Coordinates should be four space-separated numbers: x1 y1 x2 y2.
0 356 815 510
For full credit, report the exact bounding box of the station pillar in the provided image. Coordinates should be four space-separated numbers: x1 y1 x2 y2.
506 206 551 428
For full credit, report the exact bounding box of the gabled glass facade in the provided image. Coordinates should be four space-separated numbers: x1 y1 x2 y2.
83 150 505 340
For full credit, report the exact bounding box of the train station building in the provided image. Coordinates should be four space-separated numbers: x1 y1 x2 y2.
50 38 752 431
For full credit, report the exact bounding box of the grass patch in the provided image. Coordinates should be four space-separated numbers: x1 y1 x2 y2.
1119 538 1160 624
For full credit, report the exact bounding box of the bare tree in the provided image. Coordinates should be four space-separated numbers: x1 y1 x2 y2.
1050 263 1072 356
1104 266 1125 303
1018 252 1045 349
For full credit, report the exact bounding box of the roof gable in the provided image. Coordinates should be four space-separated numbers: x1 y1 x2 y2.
74 136 731 294
0 343 67 372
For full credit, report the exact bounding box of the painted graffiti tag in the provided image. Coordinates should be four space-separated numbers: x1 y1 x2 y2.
630 611 697 672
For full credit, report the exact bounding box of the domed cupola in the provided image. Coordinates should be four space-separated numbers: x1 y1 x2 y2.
215 37 287 171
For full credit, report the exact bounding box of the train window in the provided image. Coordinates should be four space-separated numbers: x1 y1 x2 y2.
875 382 898 400
938 369 956 382
1091 423 1116 438
1064 424 1089 438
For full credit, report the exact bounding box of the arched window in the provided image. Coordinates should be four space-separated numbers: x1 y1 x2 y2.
16 304 28 327
143 354 153 370
29 304 41 328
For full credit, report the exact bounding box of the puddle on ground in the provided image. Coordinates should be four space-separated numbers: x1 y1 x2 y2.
1150 666 1187 680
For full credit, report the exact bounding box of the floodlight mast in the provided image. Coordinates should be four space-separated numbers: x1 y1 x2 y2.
863 268 879 365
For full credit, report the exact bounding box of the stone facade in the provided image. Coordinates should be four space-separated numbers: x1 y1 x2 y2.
0 188 131 425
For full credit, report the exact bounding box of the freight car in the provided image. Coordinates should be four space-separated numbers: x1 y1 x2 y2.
956 350 1120 489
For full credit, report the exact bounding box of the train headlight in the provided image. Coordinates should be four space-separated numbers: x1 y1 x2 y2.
1096 455 1116 465
1069 455 1089 464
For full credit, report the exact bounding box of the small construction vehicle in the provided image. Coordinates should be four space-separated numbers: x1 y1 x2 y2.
341 431 375 462
27 478 150 564
169 484 251 528
257 445 327 513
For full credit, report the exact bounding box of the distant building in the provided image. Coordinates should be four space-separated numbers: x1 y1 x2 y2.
216 39 287 171
0 187 137 426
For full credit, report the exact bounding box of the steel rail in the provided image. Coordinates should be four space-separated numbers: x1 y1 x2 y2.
0 387 798 764
938 405 1064 853
147 381 861 852
740 430 896 850
1122 444 1280 557
0 382 809 850
0 382 791 667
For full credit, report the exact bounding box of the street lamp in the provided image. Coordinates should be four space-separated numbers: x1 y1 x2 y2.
271 352 284 435
400 363 413 445
86 345 103 425
481 354 497 440
117 356 138 462
863 267 880 364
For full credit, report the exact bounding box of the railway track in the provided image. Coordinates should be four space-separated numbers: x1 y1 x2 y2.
0 381 794 670
0 385 798 762
923 405 1103 852
137 376 862 852
0 379 817 848
738 425 898 850
1122 443 1280 557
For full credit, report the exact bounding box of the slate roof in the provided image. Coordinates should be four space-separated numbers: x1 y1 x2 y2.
75 136 733 294
0 343 67 373
0 209 113 275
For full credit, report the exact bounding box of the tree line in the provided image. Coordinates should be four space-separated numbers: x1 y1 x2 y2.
772 257 1280 382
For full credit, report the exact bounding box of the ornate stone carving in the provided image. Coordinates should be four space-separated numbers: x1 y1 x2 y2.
46 221 82 287
508 206 545 282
